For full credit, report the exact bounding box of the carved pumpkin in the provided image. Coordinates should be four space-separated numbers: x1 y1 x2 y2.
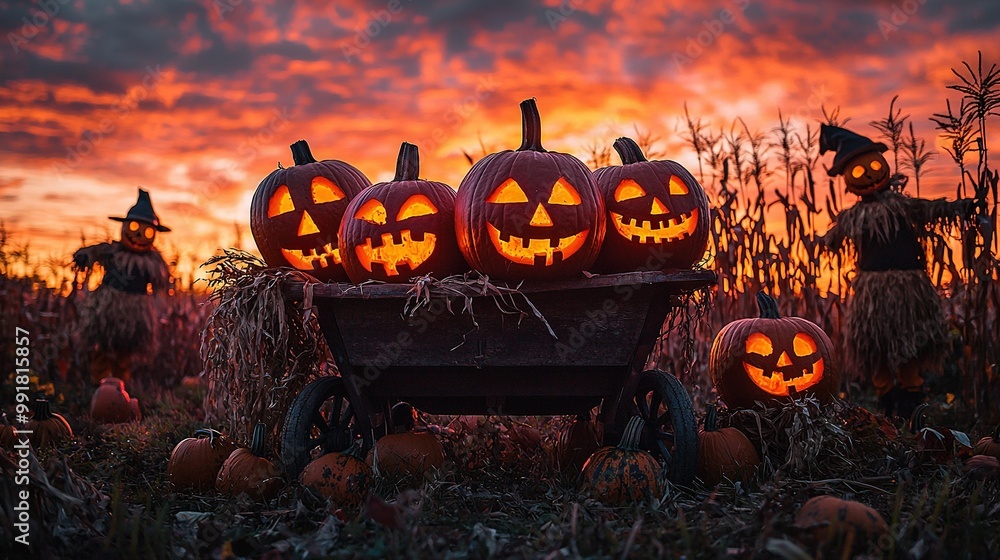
710 292 839 409
168 428 239 491
301 443 372 508
842 151 891 196
697 405 760 485
455 98 605 280
973 426 1000 459
216 423 283 500
579 416 660 505
26 399 72 449
339 142 465 283
90 377 137 424
556 413 600 474
120 219 158 252
250 140 371 282
593 137 710 272
0 412 18 447
794 496 888 553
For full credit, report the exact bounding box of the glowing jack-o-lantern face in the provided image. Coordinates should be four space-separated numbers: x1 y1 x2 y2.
843 152 890 196
250 140 371 282
455 99 605 280
710 292 839 409
339 142 466 283
741 331 825 397
593 137 710 272
121 220 157 251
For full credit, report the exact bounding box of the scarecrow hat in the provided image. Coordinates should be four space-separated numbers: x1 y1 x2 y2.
109 188 170 232
819 124 888 177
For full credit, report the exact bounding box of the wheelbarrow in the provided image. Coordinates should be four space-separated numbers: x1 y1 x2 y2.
280 269 716 485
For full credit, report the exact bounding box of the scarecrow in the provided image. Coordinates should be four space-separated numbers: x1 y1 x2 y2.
820 125 976 419
73 188 172 384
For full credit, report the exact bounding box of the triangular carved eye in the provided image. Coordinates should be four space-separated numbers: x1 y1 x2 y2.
397 194 438 221
487 179 528 203
354 199 387 225
669 177 690 195
312 177 345 204
614 179 646 202
548 177 581 205
268 185 295 217
745 332 773 356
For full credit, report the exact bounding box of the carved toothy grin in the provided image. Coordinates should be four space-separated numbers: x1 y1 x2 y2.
610 208 699 244
743 358 825 397
354 230 437 276
281 243 341 270
486 224 588 266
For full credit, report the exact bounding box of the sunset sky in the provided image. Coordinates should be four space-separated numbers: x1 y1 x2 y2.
1 0 998 282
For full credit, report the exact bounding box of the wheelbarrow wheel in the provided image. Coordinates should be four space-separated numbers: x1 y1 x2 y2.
281 376 363 479
631 369 698 486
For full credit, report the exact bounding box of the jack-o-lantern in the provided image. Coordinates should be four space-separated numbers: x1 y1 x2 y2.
710 292 839 409
819 124 891 196
250 140 371 282
339 142 465 283
593 137 709 272
455 99 605 280
842 152 890 196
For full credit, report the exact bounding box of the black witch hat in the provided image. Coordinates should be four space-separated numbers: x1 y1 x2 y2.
109 188 171 232
819 124 888 177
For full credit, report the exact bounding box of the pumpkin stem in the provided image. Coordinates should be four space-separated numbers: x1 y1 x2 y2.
33 399 53 421
393 143 420 182
194 428 224 447
290 140 318 166
755 291 781 319
618 416 646 451
517 98 547 152
613 137 649 164
249 422 269 457
908 403 929 433
704 405 719 432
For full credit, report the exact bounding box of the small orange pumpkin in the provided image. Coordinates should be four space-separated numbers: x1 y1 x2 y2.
301 443 372 508
579 416 661 505
27 399 72 449
556 413 600 474
794 496 889 553
973 426 1000 459
697 405 760 486
368 403 445 480
0 412 19 447
168 428 239 491
964 454 1000 480
216 423 283 500
90 377 135 424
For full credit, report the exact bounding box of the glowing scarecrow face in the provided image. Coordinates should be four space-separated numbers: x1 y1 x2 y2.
843 152 890 196
121 220 156 251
